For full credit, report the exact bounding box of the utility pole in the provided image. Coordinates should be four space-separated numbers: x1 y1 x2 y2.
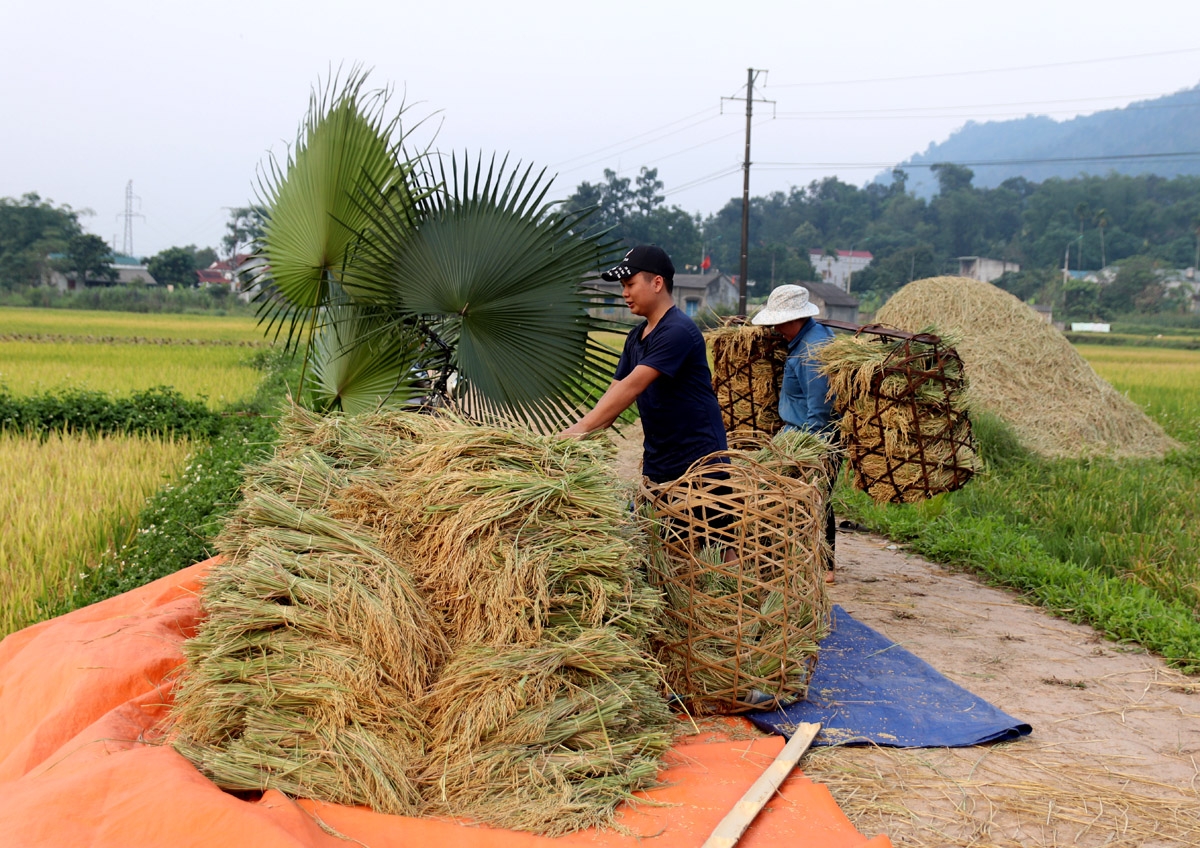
723 69 773 316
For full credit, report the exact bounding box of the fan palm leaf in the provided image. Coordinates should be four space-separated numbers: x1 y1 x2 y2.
254 69 421 355
308 290 430 415
342 154 623 431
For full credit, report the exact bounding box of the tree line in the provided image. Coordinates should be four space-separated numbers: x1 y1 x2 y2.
6 163 1200 322
0 194 263 293
566 166 1200 320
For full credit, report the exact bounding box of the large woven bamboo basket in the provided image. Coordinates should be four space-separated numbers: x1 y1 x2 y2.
708 324 787 437
819 324 980 504
638 452 830 715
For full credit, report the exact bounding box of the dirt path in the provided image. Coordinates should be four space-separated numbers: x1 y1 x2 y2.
611 428 1200 846
812 530 1200 847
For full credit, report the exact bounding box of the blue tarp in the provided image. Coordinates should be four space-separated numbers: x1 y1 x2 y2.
749 605 1033 747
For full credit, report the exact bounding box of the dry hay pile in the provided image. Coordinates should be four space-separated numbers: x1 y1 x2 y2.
639 431 832 715
875 276 1178 458
707 324 787 436
817 329 981 503
170 405 671 835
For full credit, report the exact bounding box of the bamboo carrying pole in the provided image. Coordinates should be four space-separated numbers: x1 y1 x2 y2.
700 722 822 848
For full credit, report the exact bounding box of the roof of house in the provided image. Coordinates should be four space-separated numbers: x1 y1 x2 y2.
196 269 228 284
208 254 254 272
810 249 873 260
803 279 860 307
673 271 734 291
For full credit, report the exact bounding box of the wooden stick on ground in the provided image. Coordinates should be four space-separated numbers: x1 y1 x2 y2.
701 722 822 848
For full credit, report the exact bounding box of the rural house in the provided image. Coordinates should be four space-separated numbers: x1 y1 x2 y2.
586 270 738 322
45 253 157 291
196 255 253 289
958 256 1020 283
802 279 861 324
809 249 873 291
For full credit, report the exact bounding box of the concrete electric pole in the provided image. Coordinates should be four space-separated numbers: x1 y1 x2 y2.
723 69 773 316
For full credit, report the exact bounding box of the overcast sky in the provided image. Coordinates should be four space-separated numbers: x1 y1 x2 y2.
4 0 1198 260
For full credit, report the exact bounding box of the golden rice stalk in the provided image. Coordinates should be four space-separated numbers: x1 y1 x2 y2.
417 630 672 835
736 427 840 492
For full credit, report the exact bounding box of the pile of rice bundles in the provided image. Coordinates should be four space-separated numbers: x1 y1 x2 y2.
876 276 1179 458
170 405 671 835
707 324 787 436
817 328 981 503
639 430 832 715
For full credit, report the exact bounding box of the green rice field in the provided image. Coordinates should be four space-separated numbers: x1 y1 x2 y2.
0 305 266 343
0 306 269 408
0 431 193 635
0 306 276 637
0 340 262 408
1077 343 1200 445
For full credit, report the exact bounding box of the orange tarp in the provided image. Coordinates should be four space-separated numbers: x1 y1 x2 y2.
0 559 892 848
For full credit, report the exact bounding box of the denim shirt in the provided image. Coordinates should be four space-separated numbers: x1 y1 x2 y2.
778 318 836 437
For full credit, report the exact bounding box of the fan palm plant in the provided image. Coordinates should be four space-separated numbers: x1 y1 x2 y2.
252 71 622 430
253 68 425 390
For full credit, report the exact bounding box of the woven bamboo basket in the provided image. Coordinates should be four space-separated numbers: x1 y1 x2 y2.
639 452 830 715
708 324 787 437
819 325 979 504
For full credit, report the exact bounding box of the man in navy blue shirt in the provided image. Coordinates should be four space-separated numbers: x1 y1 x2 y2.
561 245 728 484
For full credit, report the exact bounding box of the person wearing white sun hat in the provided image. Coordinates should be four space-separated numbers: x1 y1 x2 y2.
752 284 840 581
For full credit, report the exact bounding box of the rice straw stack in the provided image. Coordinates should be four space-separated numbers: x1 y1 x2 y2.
707 324 787 436
876 276 1179 458
171 405 671 835
817 329 981 503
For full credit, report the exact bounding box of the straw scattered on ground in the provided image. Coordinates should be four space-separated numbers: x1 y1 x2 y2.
803 740 1200 847
875 276 1179 459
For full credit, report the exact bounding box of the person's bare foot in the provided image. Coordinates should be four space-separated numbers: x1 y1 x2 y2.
824 569 836 584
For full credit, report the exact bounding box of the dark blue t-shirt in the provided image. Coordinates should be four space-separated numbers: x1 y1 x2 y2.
615 306 728 483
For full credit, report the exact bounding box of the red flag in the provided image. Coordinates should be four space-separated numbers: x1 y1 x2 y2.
701 255 712 271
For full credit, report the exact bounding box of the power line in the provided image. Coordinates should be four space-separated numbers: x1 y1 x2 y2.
551 108 718 171
765 46 1200 88
555 115 725 177
662 166 744 198
753 151 1200 172
772 92 1198 117
773 101 1200 123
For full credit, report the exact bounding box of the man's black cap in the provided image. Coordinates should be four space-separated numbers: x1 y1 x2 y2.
600 245 675 282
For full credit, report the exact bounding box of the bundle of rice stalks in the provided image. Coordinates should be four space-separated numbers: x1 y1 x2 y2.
817 328 981 503
707 324 787 436
418 630 672 834
731 427 840 493
875 276 1179 458
170 405 671 834
639 454 830 715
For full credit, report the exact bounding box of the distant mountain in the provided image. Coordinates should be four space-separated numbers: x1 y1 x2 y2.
883 83 1200 198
